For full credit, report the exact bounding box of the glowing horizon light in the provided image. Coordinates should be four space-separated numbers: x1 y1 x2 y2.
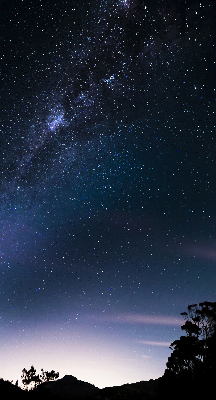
0 321 169 389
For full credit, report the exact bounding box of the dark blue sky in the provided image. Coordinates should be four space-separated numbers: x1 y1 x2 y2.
1 0 216 388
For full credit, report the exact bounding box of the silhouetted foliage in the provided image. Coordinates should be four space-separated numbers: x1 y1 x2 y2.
40 369 59 382
22 366 41 390
21 365 59 390
165 301 216 384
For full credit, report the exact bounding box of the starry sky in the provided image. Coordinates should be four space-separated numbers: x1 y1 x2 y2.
1 0 216 389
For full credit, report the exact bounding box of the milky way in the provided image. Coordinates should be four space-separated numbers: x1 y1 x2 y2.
1 0 216 388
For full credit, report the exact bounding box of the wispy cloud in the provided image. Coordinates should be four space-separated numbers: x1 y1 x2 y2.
91 313 182 326
141 354 152 359
184 244 216 261
139 340 171 347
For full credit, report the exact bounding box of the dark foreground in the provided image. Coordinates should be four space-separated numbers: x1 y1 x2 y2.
0 373 213 400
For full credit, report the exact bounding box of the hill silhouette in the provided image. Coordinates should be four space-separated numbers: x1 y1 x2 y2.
1 375 163 400
91 379 160 400
1 373 212 400
32 375 99 399
0 378 28 398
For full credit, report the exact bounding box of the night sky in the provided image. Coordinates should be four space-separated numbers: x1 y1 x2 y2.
1 0 216 389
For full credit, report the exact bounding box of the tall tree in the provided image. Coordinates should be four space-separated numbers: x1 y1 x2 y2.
165 301 216 380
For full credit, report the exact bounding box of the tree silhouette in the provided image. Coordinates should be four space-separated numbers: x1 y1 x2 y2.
165 301 216 381
21 366 59 390
21 365 41 390
40 369 59 382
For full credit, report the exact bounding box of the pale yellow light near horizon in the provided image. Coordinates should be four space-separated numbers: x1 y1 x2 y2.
0 312 182 387
0 326 171 388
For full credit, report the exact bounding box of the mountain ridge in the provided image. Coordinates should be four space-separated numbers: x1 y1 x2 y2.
0 375 161 400
35 374 99 398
